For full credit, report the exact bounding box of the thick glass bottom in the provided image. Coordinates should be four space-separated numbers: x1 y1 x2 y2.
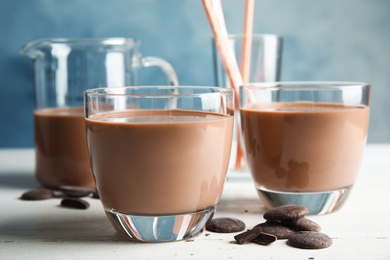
105 206 215 242
257 185 352 215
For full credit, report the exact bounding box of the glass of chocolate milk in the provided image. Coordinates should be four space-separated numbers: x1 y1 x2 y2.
20 38 178 188
85 86 234 242
240 82 370 214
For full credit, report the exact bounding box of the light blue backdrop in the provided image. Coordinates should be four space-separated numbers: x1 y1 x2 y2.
1 0 389 147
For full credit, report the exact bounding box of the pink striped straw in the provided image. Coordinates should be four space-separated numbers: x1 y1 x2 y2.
202 0 243 107
241 0 255 84
202 0 248 170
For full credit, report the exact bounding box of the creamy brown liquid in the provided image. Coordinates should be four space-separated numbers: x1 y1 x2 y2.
240 102 369 192
86 110 234 215
34 107 95 188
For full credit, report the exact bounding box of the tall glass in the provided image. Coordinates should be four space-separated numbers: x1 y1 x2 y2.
240 82 370 214
85 86 234 242
215 34 283 173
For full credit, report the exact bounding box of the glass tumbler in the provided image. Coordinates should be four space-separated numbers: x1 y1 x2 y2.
85 86 234 242
240 82 370 214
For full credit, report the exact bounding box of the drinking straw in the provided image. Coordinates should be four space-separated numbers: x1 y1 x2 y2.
241 0 255 84
201 0 245 170
202 0 243 104
234 0 255 169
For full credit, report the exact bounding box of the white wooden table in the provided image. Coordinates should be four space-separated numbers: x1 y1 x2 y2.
1 145 389 259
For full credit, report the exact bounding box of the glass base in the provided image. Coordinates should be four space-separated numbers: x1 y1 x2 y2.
105 206 215 242
257 186 352 215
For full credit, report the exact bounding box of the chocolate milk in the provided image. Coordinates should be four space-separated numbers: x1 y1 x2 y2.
34 107 95 188
240 102 369 192
86 109 234 215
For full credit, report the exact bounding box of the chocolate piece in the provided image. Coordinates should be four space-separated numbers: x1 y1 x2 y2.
282 217 321 232
59 185 95 198
234 227 262 244
263 204 309 221
255 221 296 239
60 198 90 210
251 232 277 245
288 231 332 249
20 188 54 201
206 217 246 233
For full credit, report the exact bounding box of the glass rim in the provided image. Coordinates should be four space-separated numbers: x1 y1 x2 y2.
84 86 235 97
227 33 282 40
28 37 138 44
20 38 139 54
240 81 370 91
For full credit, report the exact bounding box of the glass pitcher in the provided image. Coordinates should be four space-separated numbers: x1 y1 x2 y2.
20 37 179 188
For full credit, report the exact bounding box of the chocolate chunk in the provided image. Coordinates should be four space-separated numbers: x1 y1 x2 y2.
251 232 277 245
263 204 309 221
20 188 54 200
60 198 90 210
282 217 321 232
234 227 262 244
206 217 246 233
288 231 332 249
59 185 95 198
255 221 296 239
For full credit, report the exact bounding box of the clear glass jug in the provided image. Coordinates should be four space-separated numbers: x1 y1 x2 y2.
20 37 179 188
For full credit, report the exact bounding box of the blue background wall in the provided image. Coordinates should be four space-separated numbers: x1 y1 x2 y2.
1 0 389 147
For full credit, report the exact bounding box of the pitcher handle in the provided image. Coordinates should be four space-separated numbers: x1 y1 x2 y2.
140 56 179 86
